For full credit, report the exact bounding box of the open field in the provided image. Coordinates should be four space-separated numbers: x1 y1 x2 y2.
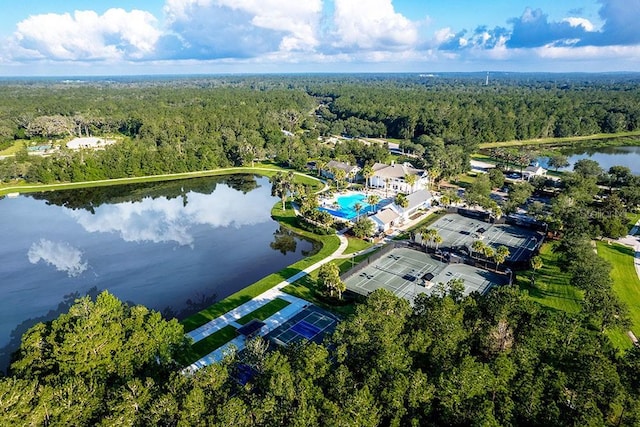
597 242 640 350
517 242 582 313
478 131 640 149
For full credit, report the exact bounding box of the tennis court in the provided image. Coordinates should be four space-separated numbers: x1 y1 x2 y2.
266 306 339 346
430 214 541 263
343 247 506 303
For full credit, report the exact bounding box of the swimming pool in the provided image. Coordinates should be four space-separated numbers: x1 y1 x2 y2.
319 193 377 220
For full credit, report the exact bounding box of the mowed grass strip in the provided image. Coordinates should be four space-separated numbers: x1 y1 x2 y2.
596 241 640 349
181 202 340 332
518 242 582 313
236 298 291 325
342 236 373 255
179 324 238 366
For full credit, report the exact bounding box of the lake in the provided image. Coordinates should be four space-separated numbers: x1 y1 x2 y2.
538 145 640 175
0 174 316 371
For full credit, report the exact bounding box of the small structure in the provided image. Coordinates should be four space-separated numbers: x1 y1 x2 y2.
522 164 547 181
236 319 266 339
421 272 435 288
371 208 400 232
67 137 116 150
321 160 361 183
393 189 433 221
369 162 429 194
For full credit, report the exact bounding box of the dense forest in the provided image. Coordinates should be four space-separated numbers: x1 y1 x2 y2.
1 74 640 185
1 285 639 426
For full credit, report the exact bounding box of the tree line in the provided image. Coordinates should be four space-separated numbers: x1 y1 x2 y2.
1 75 640 188
1 285 639 426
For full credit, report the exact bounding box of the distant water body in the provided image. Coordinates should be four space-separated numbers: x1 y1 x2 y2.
538 145 640 175
0 174 316 371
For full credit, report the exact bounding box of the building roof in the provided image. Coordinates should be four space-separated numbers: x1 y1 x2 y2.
372 208 400 225
371 162 425 179
404 189 433 211
236 319 265 337
326 160 359 174
524 165 546 174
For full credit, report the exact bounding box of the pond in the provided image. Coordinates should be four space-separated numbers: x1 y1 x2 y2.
537 145 640 175
0 174 316 371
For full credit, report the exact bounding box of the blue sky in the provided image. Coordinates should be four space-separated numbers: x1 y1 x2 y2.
1 0 638 76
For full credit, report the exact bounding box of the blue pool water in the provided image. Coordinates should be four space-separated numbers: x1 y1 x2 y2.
320 193 377 220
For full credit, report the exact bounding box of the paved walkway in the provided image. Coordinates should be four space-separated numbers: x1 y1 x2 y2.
182 206 437 373
183 231 349 372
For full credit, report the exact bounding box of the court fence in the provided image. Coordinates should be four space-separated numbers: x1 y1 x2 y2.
341 242 412 282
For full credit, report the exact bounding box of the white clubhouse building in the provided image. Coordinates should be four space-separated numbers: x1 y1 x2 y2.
368 162 429 194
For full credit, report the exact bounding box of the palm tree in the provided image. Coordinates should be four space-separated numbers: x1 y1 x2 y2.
367 194 380 213
404 173 417 193
394 193 409 210
494 245 510 271
361 164 373 190
353 202 364 221
316 159 326 178
269 172 292 210
384 177 391 197
333 168 347 191
433 232 443 251
530 255 543 285
483 246 495 268
471 240 485 260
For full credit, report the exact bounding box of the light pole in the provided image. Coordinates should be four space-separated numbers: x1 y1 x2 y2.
506 268 513 285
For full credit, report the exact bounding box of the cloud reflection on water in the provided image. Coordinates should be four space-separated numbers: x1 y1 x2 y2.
69 185 275 246
27 239 88 277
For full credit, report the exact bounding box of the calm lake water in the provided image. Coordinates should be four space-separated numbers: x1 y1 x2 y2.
0 174 315 371
538 145 640 175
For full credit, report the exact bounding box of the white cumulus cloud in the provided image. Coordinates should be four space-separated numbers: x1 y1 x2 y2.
28 239 88 277
562 17 596 32
161 0 322 58
11 9 160 61
332 0 418 50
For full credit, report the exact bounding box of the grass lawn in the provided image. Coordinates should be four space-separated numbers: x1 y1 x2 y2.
236 298 291 325
517 242 583 314
627 212 640 234
0 165 324 196
596 242 640 350
181 202 340 332
343 236 373 255
178 324 237 366
478 131 640 149
453 172 478 188
0 140 26 156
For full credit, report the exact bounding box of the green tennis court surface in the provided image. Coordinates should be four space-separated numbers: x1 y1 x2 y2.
344 247 507 304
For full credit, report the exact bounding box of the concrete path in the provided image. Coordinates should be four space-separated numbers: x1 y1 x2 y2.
183 231 348 372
